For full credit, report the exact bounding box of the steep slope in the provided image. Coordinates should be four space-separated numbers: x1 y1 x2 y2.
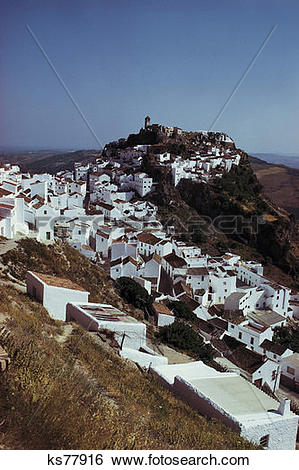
0 241 257 450
139 142 298 286
1 239 144 320
249 155 299 220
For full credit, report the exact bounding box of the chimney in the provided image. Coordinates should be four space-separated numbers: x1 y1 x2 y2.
278 398 291 416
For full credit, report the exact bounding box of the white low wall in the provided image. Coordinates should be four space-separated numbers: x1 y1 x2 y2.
120 348 168 368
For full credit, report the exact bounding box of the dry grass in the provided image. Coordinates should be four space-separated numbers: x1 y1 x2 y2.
0 286 258 450
1 239 144 320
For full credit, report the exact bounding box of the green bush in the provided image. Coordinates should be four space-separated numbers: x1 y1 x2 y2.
273 326 299 353
156 321 214 361
167 301 196 322
115 277 153 316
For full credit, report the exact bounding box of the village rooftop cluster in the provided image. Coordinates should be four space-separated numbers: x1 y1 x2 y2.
0 119 298 449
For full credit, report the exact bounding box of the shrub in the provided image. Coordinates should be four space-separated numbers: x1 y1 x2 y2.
156 321 214 361
167 301 196 322
115 277 153 316
273 326 299 353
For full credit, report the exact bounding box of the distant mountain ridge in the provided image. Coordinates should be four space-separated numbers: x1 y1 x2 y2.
251 153 299 170
0 149 99 174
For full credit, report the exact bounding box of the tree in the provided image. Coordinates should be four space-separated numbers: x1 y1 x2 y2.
167 301 196 322
156 321 214 361
273 326 299 353
115 277 153 316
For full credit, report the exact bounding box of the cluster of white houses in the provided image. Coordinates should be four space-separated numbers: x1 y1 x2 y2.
1 127 299 449
25 269 299 450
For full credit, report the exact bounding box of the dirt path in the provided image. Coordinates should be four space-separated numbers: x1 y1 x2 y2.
147 340 194 364
55 324 73 344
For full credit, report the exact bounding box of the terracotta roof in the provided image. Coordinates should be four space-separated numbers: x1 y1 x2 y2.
122 256 138 267
97 202 114 211
0 188 12 196
137 232 161 245
187 267 209 276
33 202 45 210
259 339 289 356
179 294 200 312
16 194 32 203
208 318 228 331
30 271 88 292
0 202 14 210
195 318 214 335
208 304 224 316
226 270 236 276
164 252 187 268
110 258 122 267
228 347 265 374
153 302 173 316
97 230 109 239
222 334 244 351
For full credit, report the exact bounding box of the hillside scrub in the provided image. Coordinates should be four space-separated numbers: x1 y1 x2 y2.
156 321 214 362
167 301 196 322
0 286 257 450
1 239 144 320
115 277 153 318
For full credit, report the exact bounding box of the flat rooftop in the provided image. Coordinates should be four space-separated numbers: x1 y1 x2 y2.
189 375 279 420
77 303 140 323
248 310 285 326
152 361 221 384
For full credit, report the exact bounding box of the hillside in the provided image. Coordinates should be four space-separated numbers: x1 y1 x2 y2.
128 130 298 286
249 155 299 220
0 239 257 449
0 149 98 174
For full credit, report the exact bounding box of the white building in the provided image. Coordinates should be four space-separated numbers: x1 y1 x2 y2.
280 353 299 392
26 271 89 321
150 361 298 449
66 302 146 350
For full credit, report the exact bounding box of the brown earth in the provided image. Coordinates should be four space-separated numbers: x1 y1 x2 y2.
249 156 299 219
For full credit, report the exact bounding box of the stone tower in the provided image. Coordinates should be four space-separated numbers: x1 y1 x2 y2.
145 116 151 129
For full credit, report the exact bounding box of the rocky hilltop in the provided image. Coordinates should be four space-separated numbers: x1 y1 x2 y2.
105 118 298 286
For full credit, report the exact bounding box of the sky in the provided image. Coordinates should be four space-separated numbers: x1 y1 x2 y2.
0 0 299 153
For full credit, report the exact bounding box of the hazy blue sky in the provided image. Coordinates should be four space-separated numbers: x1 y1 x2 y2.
1 0 299 153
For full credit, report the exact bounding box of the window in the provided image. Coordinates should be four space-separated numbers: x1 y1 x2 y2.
259 435 269 448
272 370 276 381
238 332 242 340
46 232 51 240
287 366 295 375
231 325 235 329
273 354 277 359
44 210 47 214
250 337 254 345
